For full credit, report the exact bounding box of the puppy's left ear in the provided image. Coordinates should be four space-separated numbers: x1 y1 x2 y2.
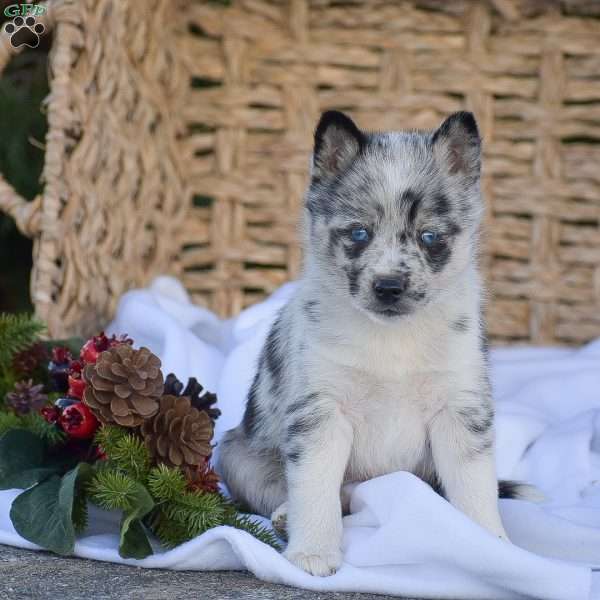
312 111 364 180
432 112 481 178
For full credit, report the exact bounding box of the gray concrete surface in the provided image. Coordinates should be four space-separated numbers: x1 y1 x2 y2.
0 545 407 600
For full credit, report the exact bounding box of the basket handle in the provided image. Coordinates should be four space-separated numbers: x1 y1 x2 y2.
0 2 54 238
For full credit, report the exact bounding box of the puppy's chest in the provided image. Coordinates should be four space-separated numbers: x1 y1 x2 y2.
341 367 449 480
312 330 454 418
311 341 454 481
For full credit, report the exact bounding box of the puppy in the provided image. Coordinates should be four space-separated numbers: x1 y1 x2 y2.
218 111 525 576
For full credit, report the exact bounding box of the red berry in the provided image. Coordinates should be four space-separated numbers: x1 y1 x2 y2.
80 336 105 365
59 402 99 439
67 374 86 400
69 360 83 376
41 406 59 424
51 346 72 365
80 332 134 365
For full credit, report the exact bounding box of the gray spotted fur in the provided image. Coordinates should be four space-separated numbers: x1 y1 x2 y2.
218 111 531 576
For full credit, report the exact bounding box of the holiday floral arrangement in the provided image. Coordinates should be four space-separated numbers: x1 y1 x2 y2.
0 313 277 558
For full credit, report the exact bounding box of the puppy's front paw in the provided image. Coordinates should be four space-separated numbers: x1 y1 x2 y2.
284 548 342 576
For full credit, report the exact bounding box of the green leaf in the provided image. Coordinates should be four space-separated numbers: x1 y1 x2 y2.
0 429 74 489
20 413 66 447
1 466 60 491
120 515 153 559
0 430 60 490
119 481 154 559
10 463 92 555
69 463 94 534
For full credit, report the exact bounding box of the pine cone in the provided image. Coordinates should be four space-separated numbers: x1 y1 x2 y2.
83 345 163 427
6 379 48 415
141 395 214 480
12 342 48 376
163 373 221 422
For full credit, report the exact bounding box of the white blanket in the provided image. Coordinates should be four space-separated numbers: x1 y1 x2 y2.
1 276 600 600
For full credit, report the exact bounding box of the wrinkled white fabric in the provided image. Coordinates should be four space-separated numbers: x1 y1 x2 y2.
1 276 599 600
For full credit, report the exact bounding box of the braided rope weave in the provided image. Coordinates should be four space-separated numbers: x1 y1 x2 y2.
0 0 598 345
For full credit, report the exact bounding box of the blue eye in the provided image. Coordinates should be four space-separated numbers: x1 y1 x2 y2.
421 231 440 246
350 227 370 243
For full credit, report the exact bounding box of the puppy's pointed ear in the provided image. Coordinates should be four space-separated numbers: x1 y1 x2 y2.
432 112 481 178
312 111 364 180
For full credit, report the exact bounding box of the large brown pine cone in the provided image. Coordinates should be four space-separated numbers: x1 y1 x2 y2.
141 395 214 479
83 345 163 427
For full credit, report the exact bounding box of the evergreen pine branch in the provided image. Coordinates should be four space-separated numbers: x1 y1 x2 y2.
224 511 281 549
146 476 230 544
147 494 281 550
0 370 16 404
94 425 129 453
110 435 151 481
162 491 228 538
147 465 187 502
0 313 45 373
174 490 227 515
146 508 190 549
95 426 151 481
146 472 280 550
87 469 138 511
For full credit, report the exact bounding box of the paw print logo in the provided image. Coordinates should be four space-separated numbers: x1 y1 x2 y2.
4 16 45 49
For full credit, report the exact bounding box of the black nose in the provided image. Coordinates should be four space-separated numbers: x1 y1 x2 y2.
373 276 408 304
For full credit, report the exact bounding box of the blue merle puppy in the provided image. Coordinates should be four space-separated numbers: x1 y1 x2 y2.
217 111 530 576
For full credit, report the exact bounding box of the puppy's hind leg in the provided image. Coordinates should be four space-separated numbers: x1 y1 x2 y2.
216 426 287 517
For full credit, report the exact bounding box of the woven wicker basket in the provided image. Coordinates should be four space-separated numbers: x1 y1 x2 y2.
1 0 599 345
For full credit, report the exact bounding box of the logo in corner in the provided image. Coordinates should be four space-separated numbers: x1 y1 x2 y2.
3 4 46 49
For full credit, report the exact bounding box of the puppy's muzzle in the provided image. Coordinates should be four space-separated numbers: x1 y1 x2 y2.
372 275 409 305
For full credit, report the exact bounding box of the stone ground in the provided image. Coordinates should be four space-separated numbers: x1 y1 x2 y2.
0 545 407 600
